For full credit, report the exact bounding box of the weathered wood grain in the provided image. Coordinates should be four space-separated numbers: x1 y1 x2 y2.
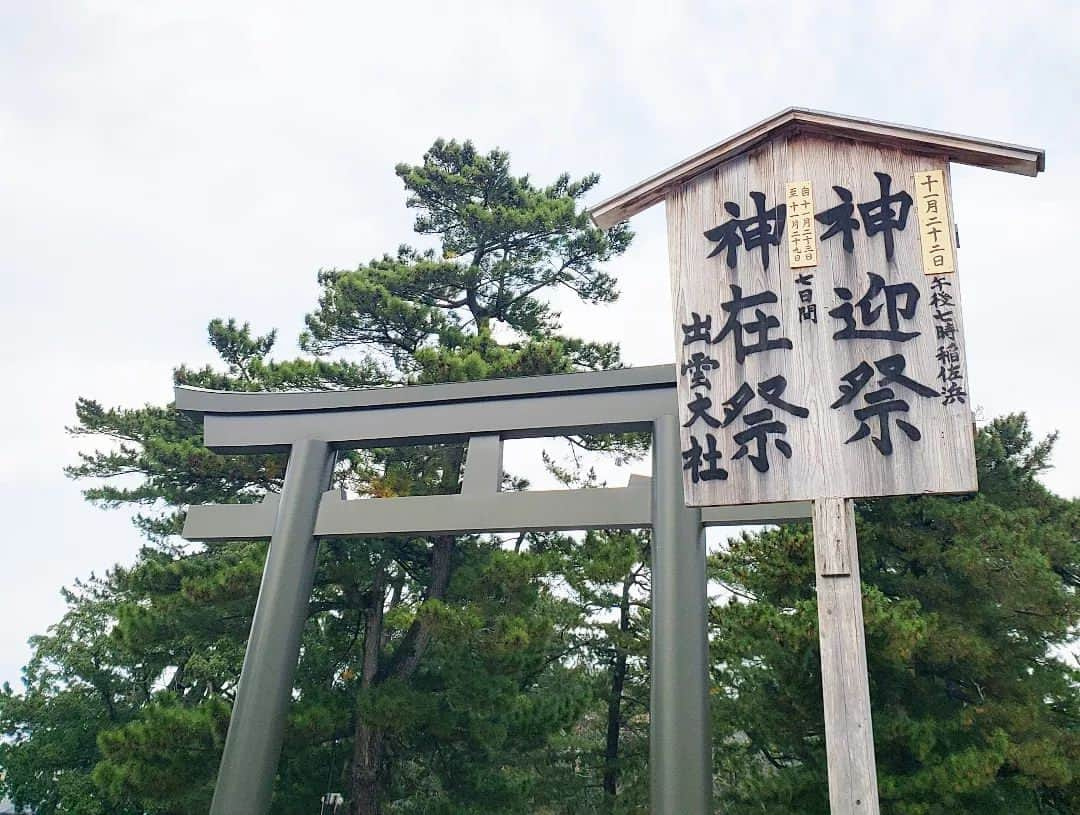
667 133 977 506
814 497 880 815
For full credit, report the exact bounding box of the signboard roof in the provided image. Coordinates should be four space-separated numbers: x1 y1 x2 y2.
589 107 1045 228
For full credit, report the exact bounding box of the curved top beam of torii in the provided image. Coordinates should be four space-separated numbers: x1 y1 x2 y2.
588 107 1045 229
175 363 677 420
175 364 681 454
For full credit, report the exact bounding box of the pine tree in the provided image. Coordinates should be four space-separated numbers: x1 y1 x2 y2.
0 141 637 814
710 414 1080 814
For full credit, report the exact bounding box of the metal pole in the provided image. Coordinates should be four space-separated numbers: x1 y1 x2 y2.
650 414 710 815
210 438 336 815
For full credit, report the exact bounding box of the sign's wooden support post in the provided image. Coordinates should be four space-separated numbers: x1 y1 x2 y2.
650 414 711 815
813 497 880 815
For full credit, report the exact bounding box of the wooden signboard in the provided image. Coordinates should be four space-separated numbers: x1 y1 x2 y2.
593 110 1043 509
667 138 975 506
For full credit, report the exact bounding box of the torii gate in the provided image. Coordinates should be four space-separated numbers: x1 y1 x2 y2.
178 364 809 815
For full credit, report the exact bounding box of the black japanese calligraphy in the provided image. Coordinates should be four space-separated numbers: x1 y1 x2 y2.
720 375 809 426
680 351 721 389
703 191 786 270
683 392 722 429
830 354 938 408
731 410 794 473
930 276 967 405
795 272 817 325
682 433 729 483
830 272 920 342
915 171 955 274
857 171 913 262
847 390 920 456
814 173 913 261
715 376 808 473
713 284 793 364
815 185 860 252
831 354 938 456
682 312 712 346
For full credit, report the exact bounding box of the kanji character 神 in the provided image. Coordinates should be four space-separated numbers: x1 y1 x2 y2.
857 171 913 261
703 191 786 270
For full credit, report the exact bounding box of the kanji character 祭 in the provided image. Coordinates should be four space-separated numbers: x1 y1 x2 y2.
719 375 808 472
831 354 938 456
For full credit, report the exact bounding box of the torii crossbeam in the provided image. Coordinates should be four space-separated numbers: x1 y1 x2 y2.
177 363 811 815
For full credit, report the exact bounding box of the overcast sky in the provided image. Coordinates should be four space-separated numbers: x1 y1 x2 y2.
1 1 1077 688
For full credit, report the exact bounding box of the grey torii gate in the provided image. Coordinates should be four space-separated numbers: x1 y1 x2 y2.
178 363 811 815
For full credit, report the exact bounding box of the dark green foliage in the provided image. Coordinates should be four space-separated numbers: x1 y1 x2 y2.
0 577 146 815
711 414 1080 814
301 139 631 381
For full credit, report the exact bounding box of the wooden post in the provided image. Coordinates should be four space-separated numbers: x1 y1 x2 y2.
813 497 880 815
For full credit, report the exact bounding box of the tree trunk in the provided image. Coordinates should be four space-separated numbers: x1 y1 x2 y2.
382 535 454 681
351 446 464 813
603 568 634 801
350 562 387 815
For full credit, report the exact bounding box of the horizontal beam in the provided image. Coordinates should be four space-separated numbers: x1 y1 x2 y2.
182 487 811 541
176 364 677 416
200 387 676 453
703 501 811 526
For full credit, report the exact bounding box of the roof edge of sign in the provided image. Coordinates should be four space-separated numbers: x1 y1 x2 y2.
589 107 1045 229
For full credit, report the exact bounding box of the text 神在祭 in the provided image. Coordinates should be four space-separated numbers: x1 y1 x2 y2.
682 172 950 485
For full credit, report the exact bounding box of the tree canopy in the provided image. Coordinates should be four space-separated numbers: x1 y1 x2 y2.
711 415 1080 814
